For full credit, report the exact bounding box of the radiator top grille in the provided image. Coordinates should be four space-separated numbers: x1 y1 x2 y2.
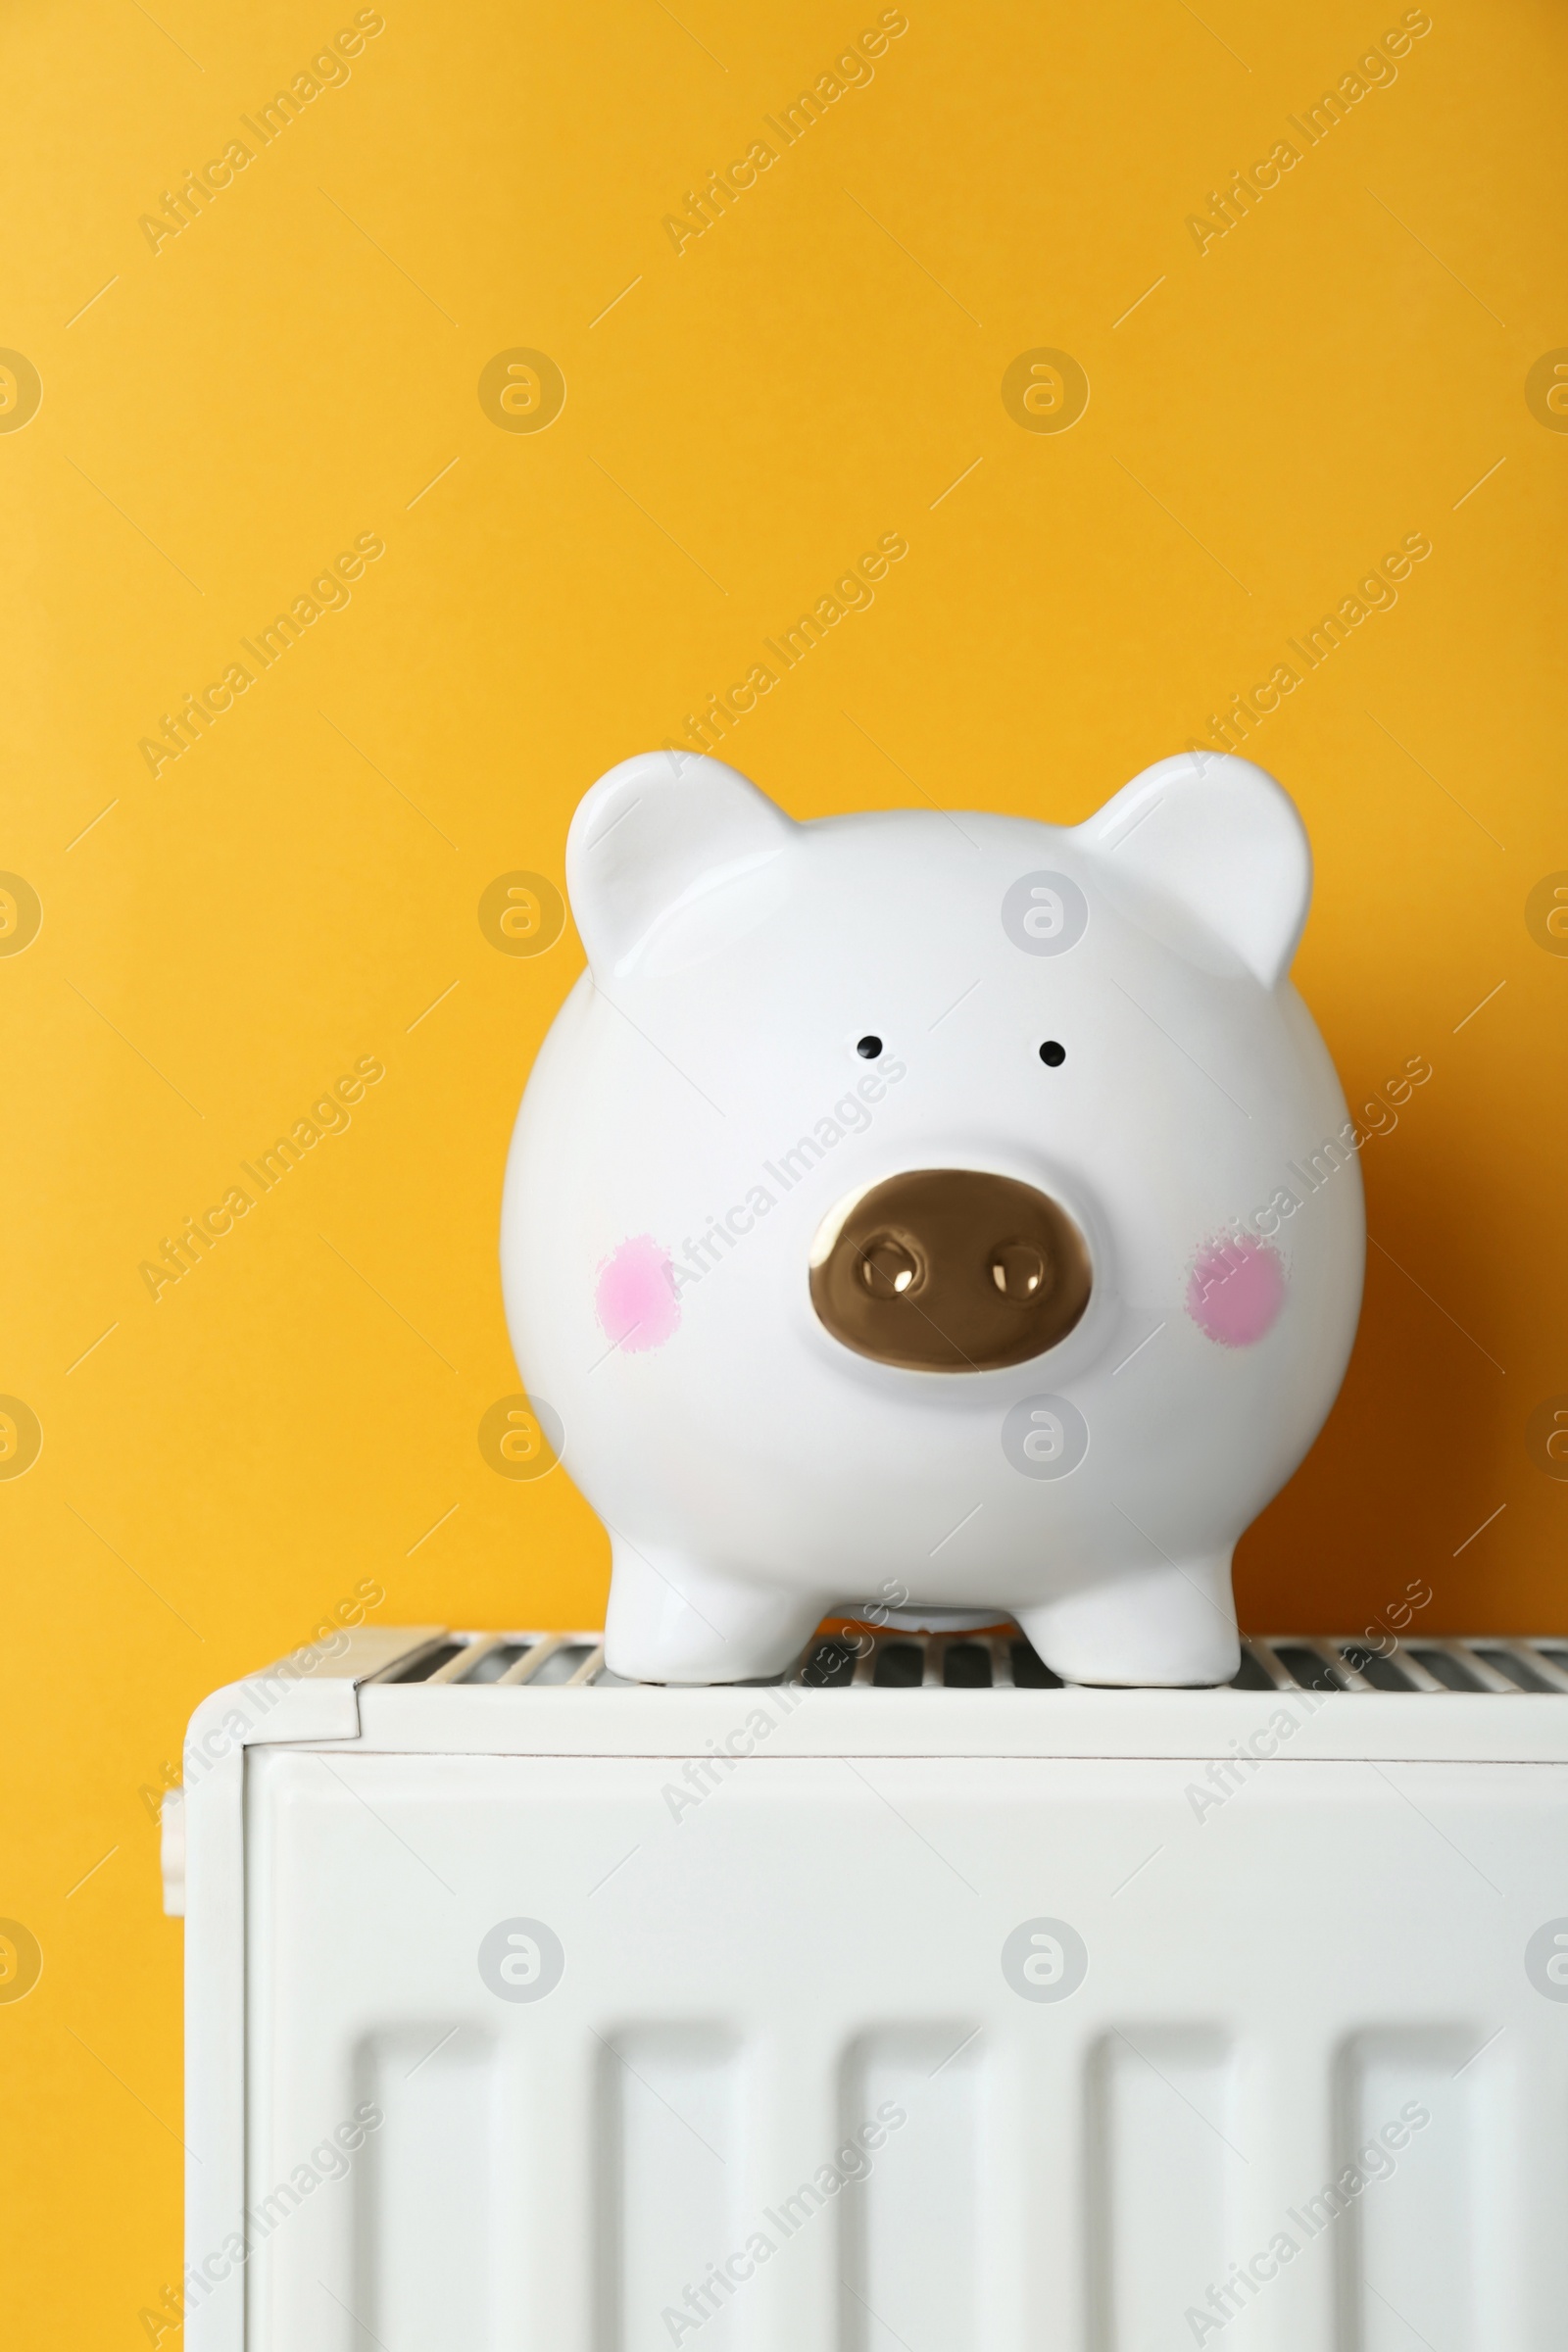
367 1629 1568 1696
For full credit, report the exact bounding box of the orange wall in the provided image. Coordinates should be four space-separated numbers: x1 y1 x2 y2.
2 0 1565 2328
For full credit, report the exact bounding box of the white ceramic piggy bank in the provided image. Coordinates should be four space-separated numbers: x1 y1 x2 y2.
501 749 1363 1687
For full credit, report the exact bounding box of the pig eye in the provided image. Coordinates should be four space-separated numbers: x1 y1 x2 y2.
856 1034 884 1060
1039 1041 1066 1067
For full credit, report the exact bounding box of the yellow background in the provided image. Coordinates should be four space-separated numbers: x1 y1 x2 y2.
2 0 1565 2323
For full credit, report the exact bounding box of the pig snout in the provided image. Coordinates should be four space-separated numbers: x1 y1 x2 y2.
808 1168 1092 1371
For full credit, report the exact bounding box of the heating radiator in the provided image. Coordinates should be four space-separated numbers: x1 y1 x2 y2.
166 1623 1568 2350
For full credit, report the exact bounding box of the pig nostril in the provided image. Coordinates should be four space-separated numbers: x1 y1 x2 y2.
858 1235 921 1298
990 1243 1048 1299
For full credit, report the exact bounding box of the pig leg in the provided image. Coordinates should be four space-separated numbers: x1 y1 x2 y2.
604 1544 829 1685
1015 1556 1240 1688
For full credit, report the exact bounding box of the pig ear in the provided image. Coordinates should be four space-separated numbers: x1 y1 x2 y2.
565 751 795 979
1074 752 1311 987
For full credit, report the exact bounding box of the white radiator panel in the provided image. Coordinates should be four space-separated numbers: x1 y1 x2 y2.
177 1657 1568 2352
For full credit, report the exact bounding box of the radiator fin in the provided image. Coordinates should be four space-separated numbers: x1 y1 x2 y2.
600 2026 742 2350
356 2025 498 2345
359 1628 1568 1696
840 2027 981 2352
1089 2028 1239 2348
1339 2029 1477 2351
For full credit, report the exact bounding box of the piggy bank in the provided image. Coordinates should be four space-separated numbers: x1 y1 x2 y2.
501 749 1363 1686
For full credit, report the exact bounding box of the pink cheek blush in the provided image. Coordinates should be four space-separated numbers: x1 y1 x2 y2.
595 1235 681 1353
1186 1236 1286 1348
